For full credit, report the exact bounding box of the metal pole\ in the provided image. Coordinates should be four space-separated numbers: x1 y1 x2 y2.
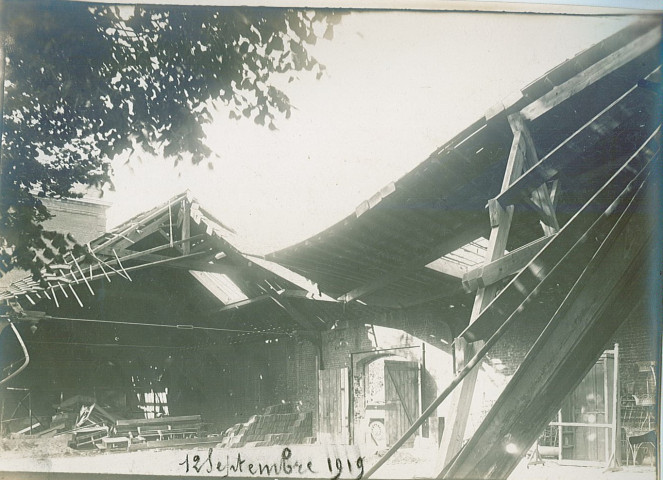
349 352 354 445
604 353 610 464
613 344 620 465
28 390 32 435
420 343 426 437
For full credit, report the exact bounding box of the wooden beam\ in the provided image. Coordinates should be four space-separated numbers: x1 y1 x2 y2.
104 234 207 264
213 294 271 313
117 252 252 277
157 228 183 254
425 257 468 279
521 26 660 121
278 289 339 302
182 199 191 255
246 254 336 302
269 295 319 331
96 212 171 254
462 234 555 292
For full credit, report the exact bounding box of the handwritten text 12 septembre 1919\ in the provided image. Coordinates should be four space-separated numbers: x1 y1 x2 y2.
179 446 365 479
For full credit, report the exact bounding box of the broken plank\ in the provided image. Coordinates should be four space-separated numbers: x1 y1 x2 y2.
462 234 555 292
115 415 201 427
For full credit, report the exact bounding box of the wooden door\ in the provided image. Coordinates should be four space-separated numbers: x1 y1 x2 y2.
557 351 617 464
318 367 349 444
384 360 419 448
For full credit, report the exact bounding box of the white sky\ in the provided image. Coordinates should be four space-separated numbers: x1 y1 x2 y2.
104 11 637 254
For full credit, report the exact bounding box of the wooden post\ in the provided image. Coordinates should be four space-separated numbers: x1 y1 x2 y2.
181 199 191 255
508 113 559 236
436 129 528 471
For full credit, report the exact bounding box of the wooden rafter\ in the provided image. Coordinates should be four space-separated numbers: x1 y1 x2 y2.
508 113 559 236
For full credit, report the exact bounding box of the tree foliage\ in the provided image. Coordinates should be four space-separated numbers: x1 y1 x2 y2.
0 0 341 282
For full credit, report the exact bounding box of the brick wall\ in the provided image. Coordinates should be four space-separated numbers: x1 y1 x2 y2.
40 196 109 244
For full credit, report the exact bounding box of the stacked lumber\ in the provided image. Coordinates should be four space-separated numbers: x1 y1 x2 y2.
57 396 205 450
113 415 204 442
217 403 315 448
70 425 109 449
